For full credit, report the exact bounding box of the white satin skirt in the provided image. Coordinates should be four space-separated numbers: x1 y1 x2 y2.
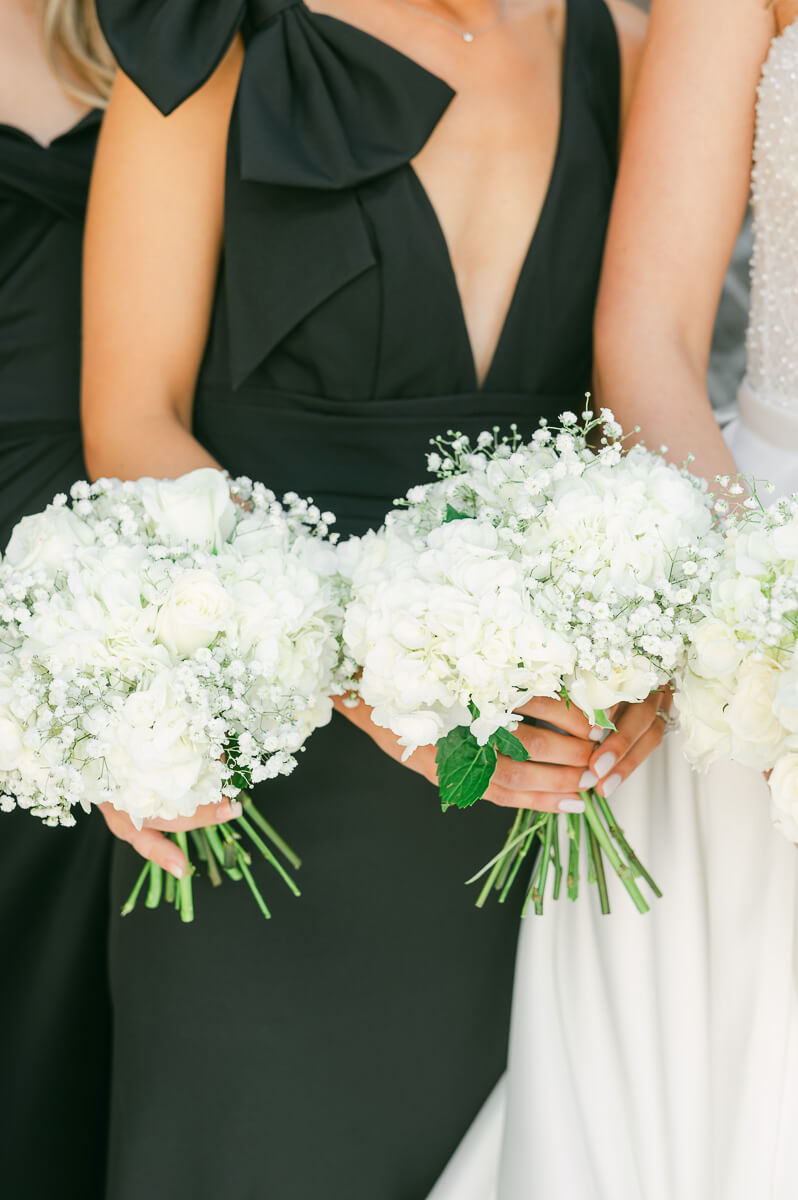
427 386 798 1200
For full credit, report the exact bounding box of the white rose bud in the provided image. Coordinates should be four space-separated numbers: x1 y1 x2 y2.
155 570 233 657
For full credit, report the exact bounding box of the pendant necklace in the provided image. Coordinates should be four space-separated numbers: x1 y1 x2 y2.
388 0 508 43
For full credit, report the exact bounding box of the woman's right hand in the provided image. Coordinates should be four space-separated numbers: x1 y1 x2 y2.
99 798 244 877
332 694 596 813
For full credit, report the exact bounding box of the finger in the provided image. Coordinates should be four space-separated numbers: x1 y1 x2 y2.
514 696 594 739
492 756 596 796
510 723 593 768
145 799 242 832
100 804 186 877
485 780 585 814
595 721 665 798
588 691 670 783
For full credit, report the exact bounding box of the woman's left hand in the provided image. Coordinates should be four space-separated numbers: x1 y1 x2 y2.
584 688 674 798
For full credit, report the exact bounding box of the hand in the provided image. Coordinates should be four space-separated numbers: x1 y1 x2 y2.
333 694 596 814
584 688 674 799
99 797 243 877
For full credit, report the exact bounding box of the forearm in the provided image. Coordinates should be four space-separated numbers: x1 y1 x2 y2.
594 314 740 487
82 406 219 482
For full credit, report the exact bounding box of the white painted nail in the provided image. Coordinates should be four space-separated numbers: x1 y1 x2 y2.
216 800 242 822
589 726 608 742
559 797 585 814
593 752 617 779
579 770 597 789
168 861 185 880
602 773 622 798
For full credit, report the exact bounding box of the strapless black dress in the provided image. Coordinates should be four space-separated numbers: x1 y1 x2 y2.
96 2 620 1196
0 113 111 1199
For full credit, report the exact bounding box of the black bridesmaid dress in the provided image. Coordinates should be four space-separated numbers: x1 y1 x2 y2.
0 115 111 1198
96 2 620 1196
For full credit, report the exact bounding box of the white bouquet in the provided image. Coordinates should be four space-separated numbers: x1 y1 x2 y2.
0 469 352 921
344 410 719 913
676 491 798 841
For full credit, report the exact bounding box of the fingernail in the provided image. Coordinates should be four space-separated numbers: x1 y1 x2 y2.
578 770 597 789
559 797 585 814
593 752 617 779
589 726 607 742
602 773 622 798
216 800 242 822
168 861 185 880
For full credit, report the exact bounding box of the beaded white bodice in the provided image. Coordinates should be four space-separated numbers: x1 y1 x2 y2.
744 22 798 409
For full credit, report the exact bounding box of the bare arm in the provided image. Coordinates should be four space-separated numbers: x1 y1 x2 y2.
594 0 775 482
81 38 244 481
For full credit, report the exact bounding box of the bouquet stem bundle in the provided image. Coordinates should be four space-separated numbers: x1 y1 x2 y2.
121 794 301 923
469 789 661 915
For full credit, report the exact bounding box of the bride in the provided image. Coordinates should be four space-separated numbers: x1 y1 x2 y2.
429 0 798 1196
492 1 798 1197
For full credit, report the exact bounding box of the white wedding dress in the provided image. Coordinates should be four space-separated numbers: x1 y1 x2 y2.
428 22 798 1200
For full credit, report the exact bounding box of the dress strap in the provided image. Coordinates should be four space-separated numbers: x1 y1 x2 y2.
564 0 621 168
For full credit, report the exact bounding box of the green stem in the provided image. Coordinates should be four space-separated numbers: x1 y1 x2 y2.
551 817 563 901
241 795 302 870
235 848 272 920
145 864 163 909
566 814 581 901
204 824 243 881
582 791 649 914
164 871 176 905
586 819 611 915
493 807 525 892
497 813 537 904
533 814 555 915
595 792 662 899
174 831 195 923
201 830 224 888
236 815 301 897
121 861 150 917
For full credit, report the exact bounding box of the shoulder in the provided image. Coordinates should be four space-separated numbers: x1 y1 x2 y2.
604 1 647 127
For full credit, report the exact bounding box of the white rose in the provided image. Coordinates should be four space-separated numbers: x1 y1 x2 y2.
726 657 786 771
674 673 732 772
155 570 233 657
688 618 745 681
769 754 798 843
775 668 798 735
137 468 236 550
4 506 94 573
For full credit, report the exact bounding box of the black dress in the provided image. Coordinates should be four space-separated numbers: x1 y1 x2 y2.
96 2 620 1196
0 114 111 1198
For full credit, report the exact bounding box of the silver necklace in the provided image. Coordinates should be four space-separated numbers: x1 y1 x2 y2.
388 0 508 43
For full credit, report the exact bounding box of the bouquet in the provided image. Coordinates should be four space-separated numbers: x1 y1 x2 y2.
0 469 352 921
676 489 798 840
343 409 720 913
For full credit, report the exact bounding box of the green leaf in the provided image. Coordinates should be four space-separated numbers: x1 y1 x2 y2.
490 726 531 762
444 504 469 524
436 725 498 810
592 708 617 730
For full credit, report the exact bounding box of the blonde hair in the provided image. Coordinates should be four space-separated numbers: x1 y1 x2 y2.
40 0 115 108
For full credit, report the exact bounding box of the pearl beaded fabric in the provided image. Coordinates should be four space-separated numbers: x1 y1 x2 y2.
744 22 798 412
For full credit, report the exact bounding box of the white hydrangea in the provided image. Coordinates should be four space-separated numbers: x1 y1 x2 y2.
344 412 719 755
0 470 351 827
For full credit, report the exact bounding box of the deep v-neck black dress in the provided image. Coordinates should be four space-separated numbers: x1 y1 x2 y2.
0 113 111 1199
96 1 620 1196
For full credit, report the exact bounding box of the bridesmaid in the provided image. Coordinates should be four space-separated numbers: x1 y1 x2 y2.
0 3 114 1197
82 2 655 1196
